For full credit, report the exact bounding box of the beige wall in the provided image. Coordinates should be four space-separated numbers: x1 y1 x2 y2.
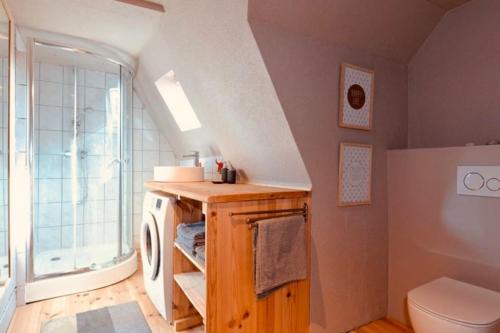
408 0 500 148
387 145 500 324
249 21 408 332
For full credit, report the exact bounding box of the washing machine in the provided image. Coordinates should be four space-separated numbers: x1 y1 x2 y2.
141 191 175 322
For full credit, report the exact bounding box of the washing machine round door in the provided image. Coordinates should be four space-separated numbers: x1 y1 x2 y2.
141 213 160 280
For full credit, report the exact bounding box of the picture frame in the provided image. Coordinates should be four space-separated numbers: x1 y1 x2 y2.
338 63 375 131
338 142 373 206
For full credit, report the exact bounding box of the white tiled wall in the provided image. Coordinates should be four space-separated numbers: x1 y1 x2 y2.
33 62 122 254
131 92 175 247
14 58 180 254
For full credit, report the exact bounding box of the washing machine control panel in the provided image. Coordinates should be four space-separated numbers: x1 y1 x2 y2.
148 196 163 210
155 199 162 209
457 166 500 198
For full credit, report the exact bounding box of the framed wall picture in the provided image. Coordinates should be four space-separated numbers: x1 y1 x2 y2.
338 63 374 130
338 142 373 206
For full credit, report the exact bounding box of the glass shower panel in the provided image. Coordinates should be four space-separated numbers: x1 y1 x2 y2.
32 43 79 276
120 68 133 257
32 42 125 277
74 54 122 270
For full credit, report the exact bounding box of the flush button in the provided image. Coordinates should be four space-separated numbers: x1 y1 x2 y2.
463 172 485 191
486 178 500 191
458 166 500 198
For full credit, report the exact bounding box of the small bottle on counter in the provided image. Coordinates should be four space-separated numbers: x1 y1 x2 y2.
221 163 228 183
212 159 225 183
226 162 237 184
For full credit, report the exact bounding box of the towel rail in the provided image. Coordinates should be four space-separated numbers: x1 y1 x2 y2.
229 203 308 229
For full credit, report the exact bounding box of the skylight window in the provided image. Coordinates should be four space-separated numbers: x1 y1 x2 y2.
155 70 201 132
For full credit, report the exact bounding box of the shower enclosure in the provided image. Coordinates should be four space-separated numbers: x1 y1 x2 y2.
26 39 135 297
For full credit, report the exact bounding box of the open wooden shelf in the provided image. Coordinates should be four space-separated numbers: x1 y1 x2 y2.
174 241 205 274
163 184 310 332
174 272 206 319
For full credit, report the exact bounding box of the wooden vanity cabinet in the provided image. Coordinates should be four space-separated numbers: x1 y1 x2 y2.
145 181 311 333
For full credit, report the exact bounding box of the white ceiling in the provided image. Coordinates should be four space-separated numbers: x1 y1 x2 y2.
34 42 120 73
7 0 475 65
6 0 166 56
7 0 473 64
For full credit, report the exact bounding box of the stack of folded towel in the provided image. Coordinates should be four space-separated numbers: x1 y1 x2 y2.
194 245 205 262
176 221 205 262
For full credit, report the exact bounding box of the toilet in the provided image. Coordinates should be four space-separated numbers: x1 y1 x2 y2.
408 277 500 333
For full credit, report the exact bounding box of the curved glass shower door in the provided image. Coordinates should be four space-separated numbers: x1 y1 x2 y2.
31 41 133 279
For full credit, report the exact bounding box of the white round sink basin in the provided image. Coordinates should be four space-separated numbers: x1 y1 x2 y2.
153 166 204 182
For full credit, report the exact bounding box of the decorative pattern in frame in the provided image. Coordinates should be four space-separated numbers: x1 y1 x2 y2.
338 63 375 130
338 142 373 206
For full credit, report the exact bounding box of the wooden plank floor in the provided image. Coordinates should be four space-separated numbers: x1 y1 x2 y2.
352 318 413 333
8 258 409 333
8 260 203 333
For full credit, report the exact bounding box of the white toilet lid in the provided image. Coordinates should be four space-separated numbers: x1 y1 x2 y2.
408 277 500 327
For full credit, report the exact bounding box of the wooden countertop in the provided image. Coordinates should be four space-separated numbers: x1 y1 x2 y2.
144 181 310 203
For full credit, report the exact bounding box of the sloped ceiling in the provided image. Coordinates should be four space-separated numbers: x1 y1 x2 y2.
7 0 469 63
6 0 166 56
6 0 469 188
135 0 311 188
248 0 448 64
7 0 462 64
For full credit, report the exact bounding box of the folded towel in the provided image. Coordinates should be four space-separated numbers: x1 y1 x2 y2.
175 222 205 257
177 233 205 247
177 233 205 242
177 222 205 241
176 239 196 255
253 215 307 298
177 231 205 242
176 222 205 253
194 245 205 262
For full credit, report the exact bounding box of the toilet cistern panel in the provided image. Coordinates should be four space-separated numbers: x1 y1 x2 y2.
457 166 500 198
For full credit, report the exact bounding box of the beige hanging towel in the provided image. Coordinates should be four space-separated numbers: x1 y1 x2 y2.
253 215 307 298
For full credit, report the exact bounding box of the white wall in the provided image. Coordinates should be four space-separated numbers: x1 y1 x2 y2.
135 0 311 189
131 92 175 248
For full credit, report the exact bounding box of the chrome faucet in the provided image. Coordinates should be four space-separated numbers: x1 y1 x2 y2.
183 151 200 167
